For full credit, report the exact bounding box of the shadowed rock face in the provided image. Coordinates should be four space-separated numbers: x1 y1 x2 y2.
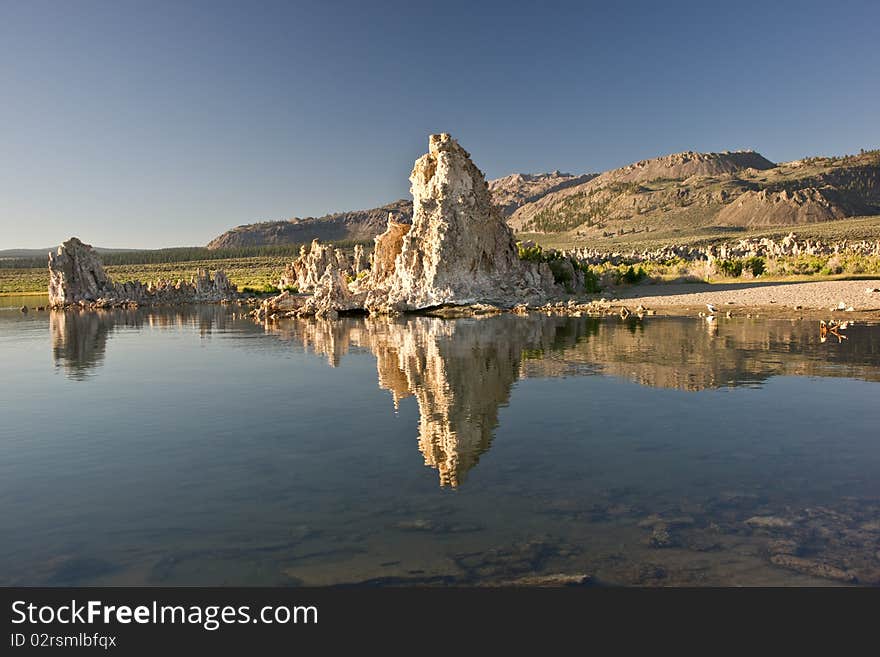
48 238 115 306
47 238 237 308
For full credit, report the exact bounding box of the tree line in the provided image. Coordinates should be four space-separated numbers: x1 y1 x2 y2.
0 240 372 269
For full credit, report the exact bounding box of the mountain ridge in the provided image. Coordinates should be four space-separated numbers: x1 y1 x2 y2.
205 148 880 249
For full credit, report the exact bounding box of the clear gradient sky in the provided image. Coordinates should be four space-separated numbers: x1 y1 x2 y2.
1 0 878 249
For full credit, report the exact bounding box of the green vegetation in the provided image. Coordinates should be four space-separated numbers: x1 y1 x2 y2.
516 241 600 293
519 213 880 253
716 256 765 278
240 283 282 295
0 256 292 295
619 265 647 285
0 241 370 270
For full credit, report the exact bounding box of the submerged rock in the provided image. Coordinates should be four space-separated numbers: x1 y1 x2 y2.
769 555 856 583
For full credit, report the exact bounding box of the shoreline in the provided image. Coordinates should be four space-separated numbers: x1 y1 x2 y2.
598 278 880 321
7 277 880 322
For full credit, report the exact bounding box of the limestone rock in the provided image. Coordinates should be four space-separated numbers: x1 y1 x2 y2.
353 244 366 275
286 240 338 292
367 217 411 289
365 133 554 313
301 257 365 319
48 237 115 306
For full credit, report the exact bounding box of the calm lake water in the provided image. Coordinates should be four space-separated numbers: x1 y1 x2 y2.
1 296 879 586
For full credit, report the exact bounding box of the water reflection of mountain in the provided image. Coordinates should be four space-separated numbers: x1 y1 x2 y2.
519 317 880 391
49 306 236 379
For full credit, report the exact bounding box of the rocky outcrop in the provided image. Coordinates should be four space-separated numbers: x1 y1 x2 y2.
364 134 556 312
716 187 849 226
602 150 776 183
352 244 366 275
278 240 339 292
368 218 410 288
48 238 237 308
299 256 365 319
48 237 115 306
562 231 880 268
488 171 596 216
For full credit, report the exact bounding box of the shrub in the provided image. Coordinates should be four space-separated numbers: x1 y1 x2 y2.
241 283 281 295
717 259 744 277
743 256 765 276
620 265 647 285
516 241 601 293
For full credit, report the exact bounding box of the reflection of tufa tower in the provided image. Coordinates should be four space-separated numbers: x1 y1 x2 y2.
270 315 536 487
368 317 523 488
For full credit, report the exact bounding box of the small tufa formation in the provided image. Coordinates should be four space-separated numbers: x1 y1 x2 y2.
48 238 237 308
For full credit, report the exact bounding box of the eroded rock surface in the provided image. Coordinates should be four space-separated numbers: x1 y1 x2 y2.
365 133 555 312
48 238 237 308
717 187 849 226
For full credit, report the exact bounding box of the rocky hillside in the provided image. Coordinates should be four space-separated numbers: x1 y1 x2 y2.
206 200 413 250
487 171 596 216
207 171 594 249
510 150 880 234
207 149 880 249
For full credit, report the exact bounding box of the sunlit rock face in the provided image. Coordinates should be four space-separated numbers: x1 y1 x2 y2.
48 238 237 308
264 134 560 318
365 134 555 313
281 240 343 292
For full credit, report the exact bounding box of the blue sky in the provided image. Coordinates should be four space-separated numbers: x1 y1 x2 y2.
1 0 878 248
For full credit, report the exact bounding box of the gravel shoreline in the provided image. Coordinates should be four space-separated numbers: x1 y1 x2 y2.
604 279 880 319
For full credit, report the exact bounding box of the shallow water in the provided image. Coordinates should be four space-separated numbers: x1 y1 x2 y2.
1 298 879 586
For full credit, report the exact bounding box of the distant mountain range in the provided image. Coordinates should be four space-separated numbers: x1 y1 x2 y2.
205 148 880 249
